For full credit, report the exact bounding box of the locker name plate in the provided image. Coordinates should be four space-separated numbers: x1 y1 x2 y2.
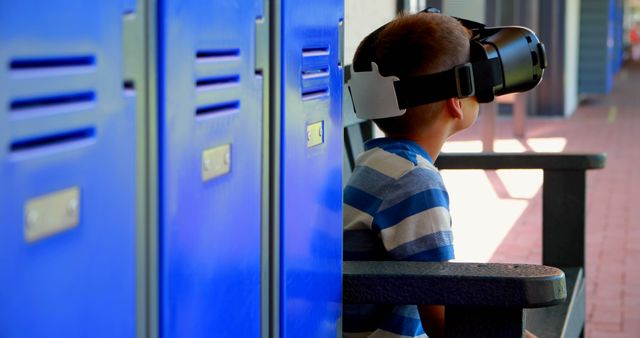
25 187 80 242
307 121 324 148
202 144 231 182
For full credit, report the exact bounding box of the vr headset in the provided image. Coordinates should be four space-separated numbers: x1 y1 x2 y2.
347 8 547 120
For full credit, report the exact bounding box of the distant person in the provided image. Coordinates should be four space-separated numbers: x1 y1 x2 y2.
631 24 639 61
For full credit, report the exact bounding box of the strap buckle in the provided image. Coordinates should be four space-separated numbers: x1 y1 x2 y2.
454 63 475 98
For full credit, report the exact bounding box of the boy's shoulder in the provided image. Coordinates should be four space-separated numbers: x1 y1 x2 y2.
358 138 438 177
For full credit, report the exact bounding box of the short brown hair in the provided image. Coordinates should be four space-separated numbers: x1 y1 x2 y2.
352 13 471 136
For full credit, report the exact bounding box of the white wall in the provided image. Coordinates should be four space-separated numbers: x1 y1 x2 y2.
442 0 486 23
564 0 581 116
344 0 488 65
344 0 397 65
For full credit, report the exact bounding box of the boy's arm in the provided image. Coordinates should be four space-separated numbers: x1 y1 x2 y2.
378 170 452 336
418 305 445 338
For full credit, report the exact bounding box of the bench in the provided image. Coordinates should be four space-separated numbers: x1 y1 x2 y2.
342 90 606 337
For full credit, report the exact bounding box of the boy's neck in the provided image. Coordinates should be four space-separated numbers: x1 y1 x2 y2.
413 137 446 162
405 135 445 162
387 124 450 162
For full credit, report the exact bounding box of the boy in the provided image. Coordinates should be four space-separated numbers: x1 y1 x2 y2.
343 12 479 338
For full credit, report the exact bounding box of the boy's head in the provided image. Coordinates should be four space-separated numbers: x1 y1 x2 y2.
353 12 474 137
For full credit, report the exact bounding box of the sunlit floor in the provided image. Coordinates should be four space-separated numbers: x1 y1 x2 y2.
441 62 640 337
443 139 559 263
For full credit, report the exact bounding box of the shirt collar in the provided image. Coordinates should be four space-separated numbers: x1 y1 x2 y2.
364 137 433 164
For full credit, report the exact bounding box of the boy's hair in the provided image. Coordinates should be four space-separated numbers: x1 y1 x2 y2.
352 13 471 136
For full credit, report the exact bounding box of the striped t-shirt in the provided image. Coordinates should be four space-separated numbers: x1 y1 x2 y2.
343 138 454 338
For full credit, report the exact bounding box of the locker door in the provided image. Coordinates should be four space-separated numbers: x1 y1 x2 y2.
0 1 137 338
158 1 264 337
279 0 344 336
578 0 616 95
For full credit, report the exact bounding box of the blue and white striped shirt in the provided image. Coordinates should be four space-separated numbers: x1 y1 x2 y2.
343 138 454 338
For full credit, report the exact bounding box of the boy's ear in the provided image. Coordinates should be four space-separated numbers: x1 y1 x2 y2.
446 98 464 119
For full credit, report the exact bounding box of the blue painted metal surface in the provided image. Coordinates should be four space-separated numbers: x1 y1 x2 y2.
280 0 344 337
578 0 625 94
158 1 263 337
0 1 136 337
611 0 624 74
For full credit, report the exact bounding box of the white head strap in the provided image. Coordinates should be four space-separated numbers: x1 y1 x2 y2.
346 62 406 120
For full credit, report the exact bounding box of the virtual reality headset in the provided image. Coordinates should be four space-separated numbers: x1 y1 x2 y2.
347 9 547 120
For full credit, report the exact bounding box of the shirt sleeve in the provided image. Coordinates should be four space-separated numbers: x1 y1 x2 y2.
372 167 455 261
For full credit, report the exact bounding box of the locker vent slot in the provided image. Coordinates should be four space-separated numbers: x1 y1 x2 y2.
196 75 240 91
196 100 240 117
302 67 329 80
10 127 95 153
302 88 329 101
196 49 241 62
301 45 330 101
10 91 96 113
9 55 96 77
302 47 330 57
9 55 95 70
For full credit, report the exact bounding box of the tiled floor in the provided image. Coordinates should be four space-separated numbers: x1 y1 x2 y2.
442 62 640 337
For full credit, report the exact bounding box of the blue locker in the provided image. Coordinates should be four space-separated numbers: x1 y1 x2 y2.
0 1 137 338
611 0 624 74
579 0 619 94
158 1 264 337
280 0 344 337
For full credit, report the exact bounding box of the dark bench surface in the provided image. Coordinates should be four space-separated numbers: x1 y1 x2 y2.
344 261 567 308
527 267 585 338
435 153 606 170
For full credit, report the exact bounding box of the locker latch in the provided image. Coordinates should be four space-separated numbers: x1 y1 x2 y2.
307 121 324 148
202 144 231 181
24 187 80 242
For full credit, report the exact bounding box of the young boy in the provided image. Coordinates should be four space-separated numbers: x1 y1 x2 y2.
342 12 478 338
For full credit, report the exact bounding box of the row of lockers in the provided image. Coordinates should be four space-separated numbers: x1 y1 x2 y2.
0 0 342 337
